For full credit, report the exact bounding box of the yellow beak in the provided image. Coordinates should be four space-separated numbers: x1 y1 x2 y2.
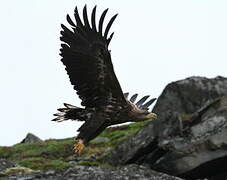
146 112 157 120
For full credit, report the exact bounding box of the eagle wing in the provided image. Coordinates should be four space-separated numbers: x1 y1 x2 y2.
60 6 126 108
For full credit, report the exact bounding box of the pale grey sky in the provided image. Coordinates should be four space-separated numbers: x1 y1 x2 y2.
0 0 227 146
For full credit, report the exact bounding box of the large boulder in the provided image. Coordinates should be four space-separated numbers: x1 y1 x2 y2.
21 133 42 144
152 96 227 179
152 76 227 139
105 76 227 180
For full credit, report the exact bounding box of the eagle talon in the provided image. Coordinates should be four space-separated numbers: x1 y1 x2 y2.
73 139 85 154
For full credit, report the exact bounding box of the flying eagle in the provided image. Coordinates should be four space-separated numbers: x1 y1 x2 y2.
53 5 157 154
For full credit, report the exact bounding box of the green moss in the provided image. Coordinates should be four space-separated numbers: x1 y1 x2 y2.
180 113 193 121
0 146 14 159
18 157 71 171
86 121 150 158
127 120 150 129
0 167 35 177
92 121 150 146
10 138 75 160
0 121 149 172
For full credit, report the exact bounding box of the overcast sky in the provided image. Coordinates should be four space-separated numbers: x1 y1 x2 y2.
0 0 226 146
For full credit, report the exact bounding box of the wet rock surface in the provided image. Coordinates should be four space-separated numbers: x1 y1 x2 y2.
106 76 227 180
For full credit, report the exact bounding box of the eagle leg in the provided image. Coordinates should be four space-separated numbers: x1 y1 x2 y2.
73 112 108 155
73 139 85 154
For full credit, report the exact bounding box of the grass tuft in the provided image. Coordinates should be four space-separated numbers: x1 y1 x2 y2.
18 157 71 171
0 121 149 172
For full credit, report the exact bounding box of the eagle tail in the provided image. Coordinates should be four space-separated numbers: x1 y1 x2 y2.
52 103 85 122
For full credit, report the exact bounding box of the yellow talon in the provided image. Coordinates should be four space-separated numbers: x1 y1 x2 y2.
73 139 85 154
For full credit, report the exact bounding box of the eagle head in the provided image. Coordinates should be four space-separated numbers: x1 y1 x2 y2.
134 110 157 122
128 101 157 122
144 112 158 120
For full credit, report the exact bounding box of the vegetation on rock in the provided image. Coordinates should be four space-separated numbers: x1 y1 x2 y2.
0 121 149 172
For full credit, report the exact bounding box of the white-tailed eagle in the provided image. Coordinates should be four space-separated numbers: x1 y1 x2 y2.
53 5 157 154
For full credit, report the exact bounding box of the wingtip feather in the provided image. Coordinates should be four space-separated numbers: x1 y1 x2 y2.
91 5 97 32
104 13 118 38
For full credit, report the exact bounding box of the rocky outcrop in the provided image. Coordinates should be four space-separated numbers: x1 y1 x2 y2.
21 133 42 144
152 96 227 179
105 76 227 180
0 165 183 180
152 76 227 139
0 159 16 172
2 76 227 180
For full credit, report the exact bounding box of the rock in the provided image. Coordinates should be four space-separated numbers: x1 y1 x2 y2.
152 76 227 139
21 133 42 144
1 165 184 180
0 166 36 177
103 122 157 165
105 76 227 180
0 159 16 171
2 76 227 179
92 137 110 143
152 96 227 179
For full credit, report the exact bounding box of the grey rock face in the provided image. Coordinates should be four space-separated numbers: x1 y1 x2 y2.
1 165 183 180
152 76 227 138
21 133 42 144
105 76 227 180
92 137 110 143
0 159 16 171
153 96 227 178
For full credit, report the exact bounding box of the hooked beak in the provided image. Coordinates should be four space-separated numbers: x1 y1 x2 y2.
146 112 157 120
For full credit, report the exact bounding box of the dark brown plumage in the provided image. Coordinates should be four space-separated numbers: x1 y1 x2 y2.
53 5 157 154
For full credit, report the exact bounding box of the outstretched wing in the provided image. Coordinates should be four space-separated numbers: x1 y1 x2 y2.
60 6 126 108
